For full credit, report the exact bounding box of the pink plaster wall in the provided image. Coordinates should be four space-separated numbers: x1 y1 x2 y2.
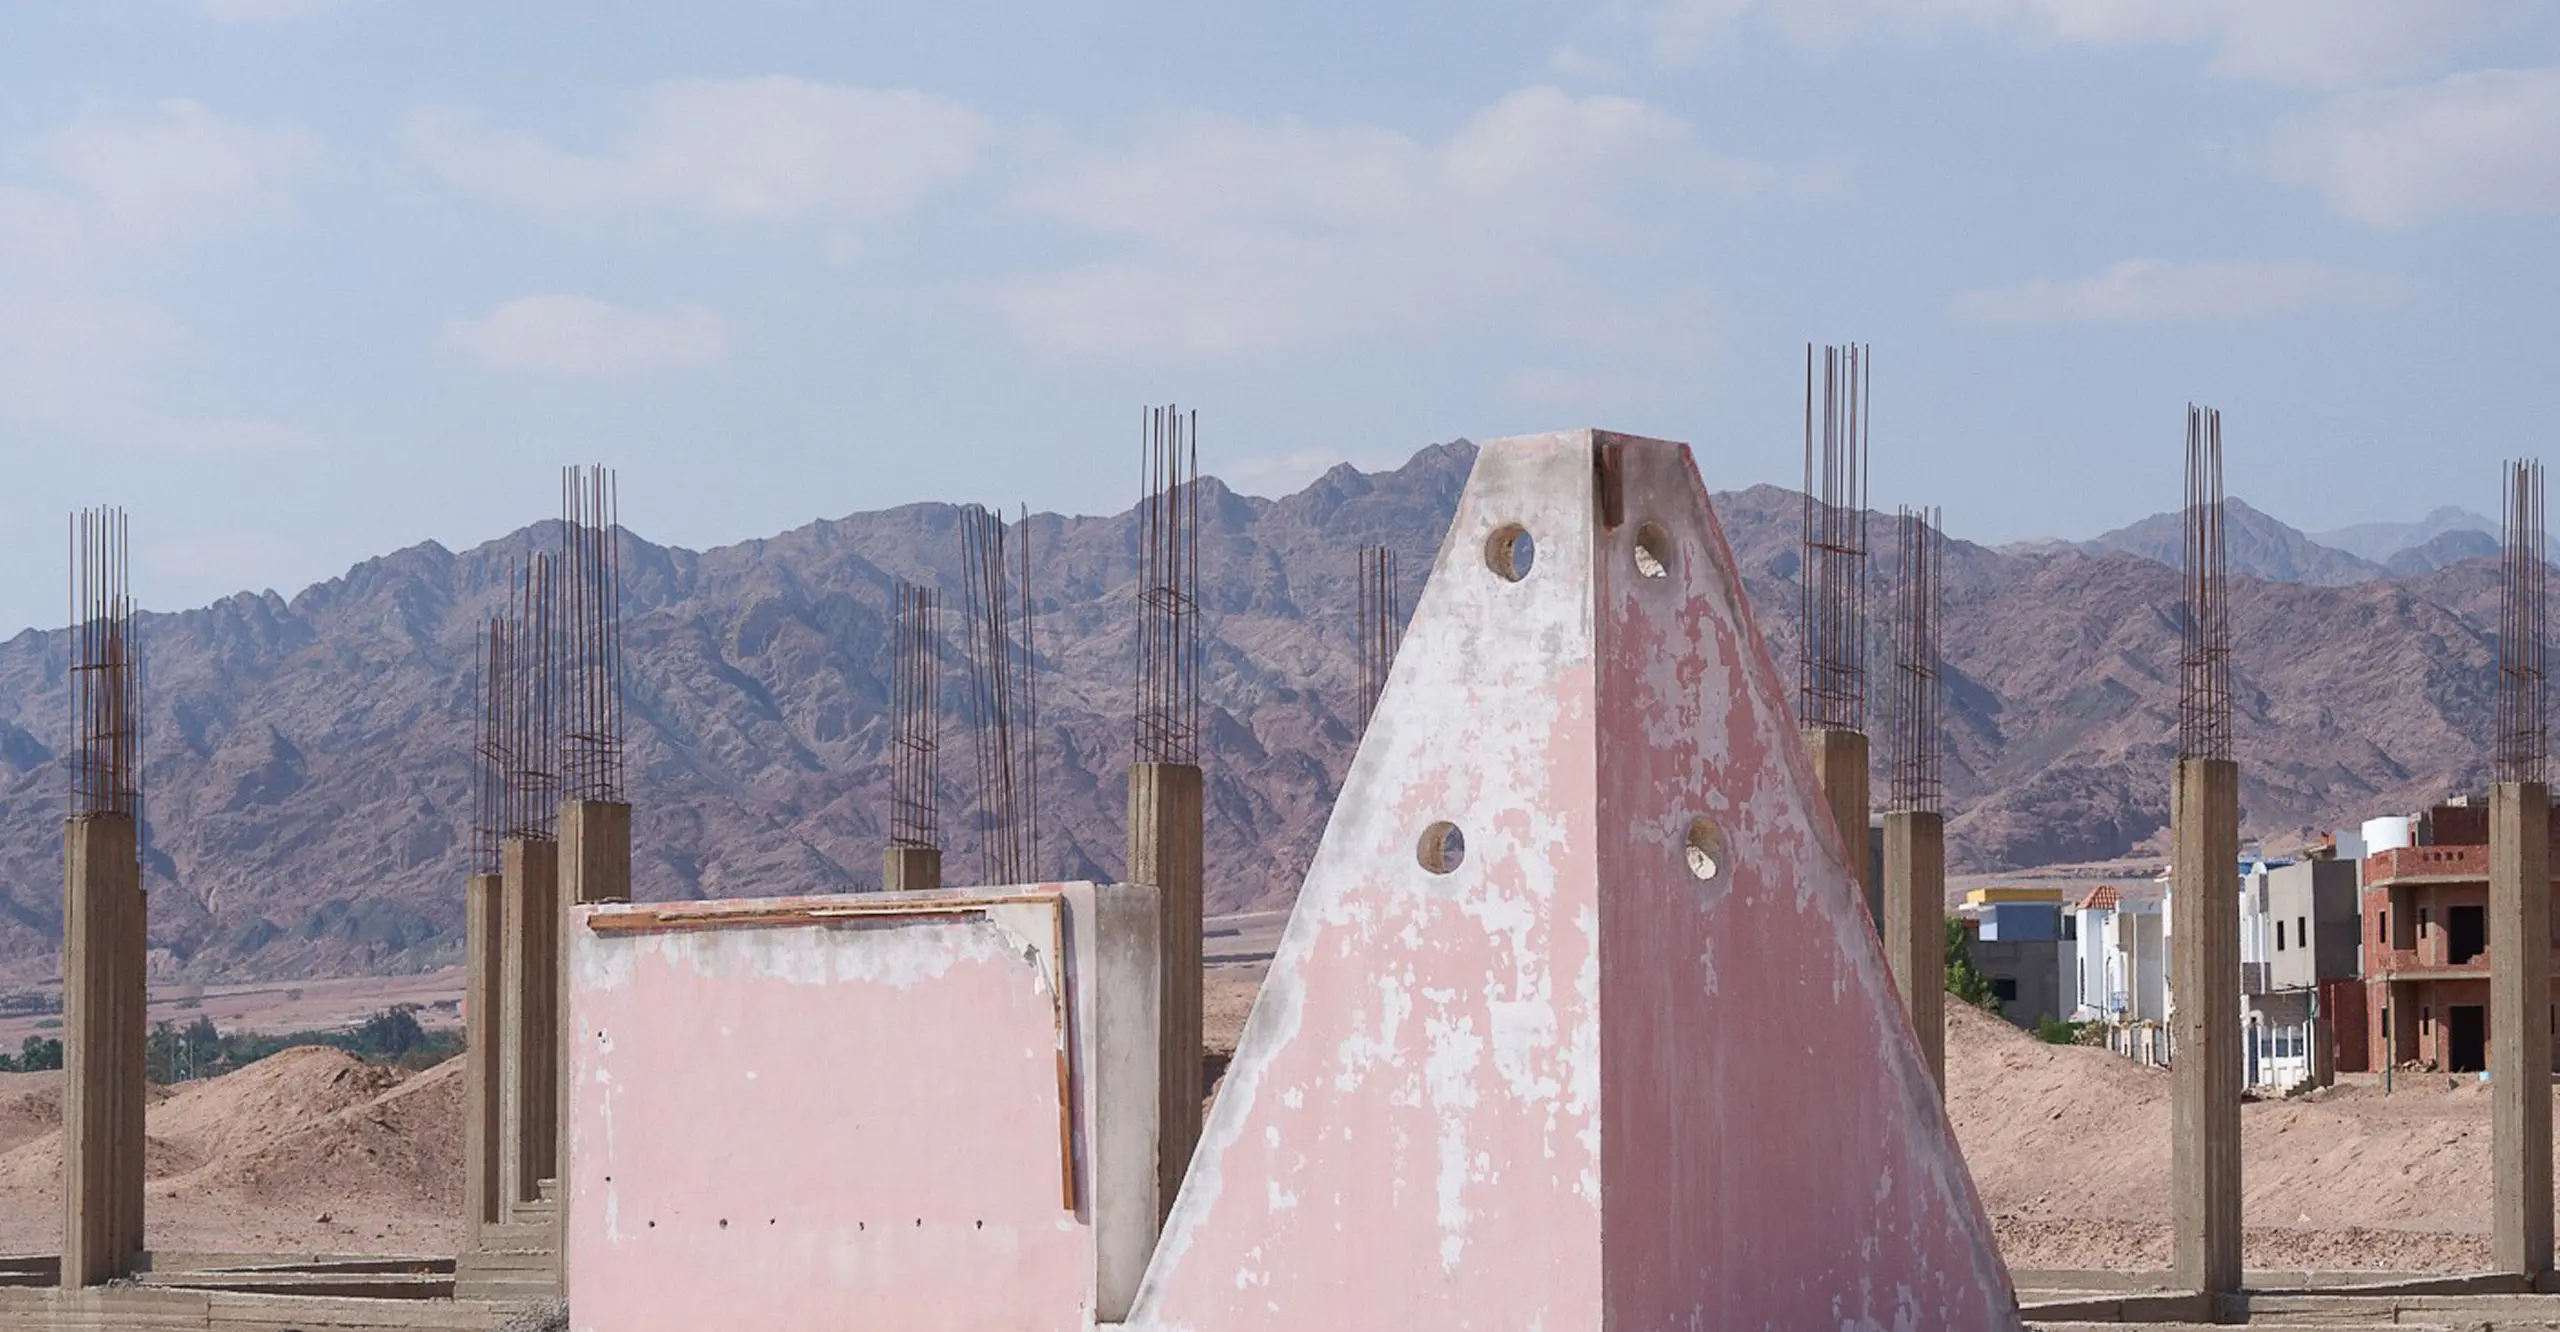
566 891 1093 1332
1594 439 2014 1329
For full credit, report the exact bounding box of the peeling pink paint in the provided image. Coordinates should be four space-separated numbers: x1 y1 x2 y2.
1132 432 2016 1331
565 888 1095 1332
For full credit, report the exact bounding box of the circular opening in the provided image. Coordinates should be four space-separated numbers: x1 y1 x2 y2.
1418 821 1467 874
1484 525 1536 582
1633 523 1672 579
1685 817 1725 882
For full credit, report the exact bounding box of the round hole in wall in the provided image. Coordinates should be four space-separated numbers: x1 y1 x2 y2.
1485 525 1536 582
1634 524 1673 579
1418 821 1468 875
1685 817 1725 883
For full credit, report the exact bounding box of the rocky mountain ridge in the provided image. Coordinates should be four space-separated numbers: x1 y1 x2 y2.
0 441 2523 983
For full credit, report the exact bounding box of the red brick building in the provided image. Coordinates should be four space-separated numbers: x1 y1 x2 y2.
2361 802 2560 1073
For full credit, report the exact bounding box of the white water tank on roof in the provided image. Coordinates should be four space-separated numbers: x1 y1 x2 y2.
2361 815 2417 854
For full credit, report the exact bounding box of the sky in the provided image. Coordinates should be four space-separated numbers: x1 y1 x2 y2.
0 0 2554 633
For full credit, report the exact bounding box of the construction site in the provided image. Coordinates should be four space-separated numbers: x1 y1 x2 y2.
1 369 2559 1332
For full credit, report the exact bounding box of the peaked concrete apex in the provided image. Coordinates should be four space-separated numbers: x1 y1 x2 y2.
1129 429 2016 1330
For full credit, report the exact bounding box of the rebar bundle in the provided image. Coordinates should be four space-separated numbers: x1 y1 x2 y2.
471 619 509 875
560 465 625 804
68 507 140 822
890 579 941 850
1886 507 1943 814
1798 343 1870 732
1355 545 1401 733
2497 458 2547 784
1136 405 1201 766
962 505 1039 884
498 556 558 842
2179 405 2232 763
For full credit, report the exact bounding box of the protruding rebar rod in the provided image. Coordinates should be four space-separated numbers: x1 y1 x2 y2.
891 579 942 851
962 505 1039 884
2179 406 2231 763
1886 506 1942 814
1136 405 1202 766
68 507 141 822
2498 459 2547 785
1355 545 1401 734
560 465 625 805
1798 343 1870 733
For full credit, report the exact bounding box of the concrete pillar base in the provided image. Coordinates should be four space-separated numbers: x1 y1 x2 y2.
61 813 144 1289
1804 727 1873 926
882 844 941 893
1128 761 1203 1221
2171 757 2242 1294
2492 780 2553 1277
1882 810 1947 1092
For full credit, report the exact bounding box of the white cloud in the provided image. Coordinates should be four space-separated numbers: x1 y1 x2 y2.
2263 67 2560 228
447 295 729 375
0 295 306 454
1637 0 2531 87
197 0 342 20
1951 259 2416 326
0 99 319 275
1001 86 1757 359
407 77 984 227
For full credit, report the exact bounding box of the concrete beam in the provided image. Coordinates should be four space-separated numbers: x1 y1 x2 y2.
498 838 560 1209
2491 780 2553 1278
1804 727 1872 926
2171 756 2242 1294
881 845 941 893
1882 809 1947 1092
60 813 143 1288
463 873 503 1237
1127 761 1203 1222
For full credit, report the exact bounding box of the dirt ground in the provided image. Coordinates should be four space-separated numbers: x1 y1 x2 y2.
0 956 2533 1272
0 969 464 1051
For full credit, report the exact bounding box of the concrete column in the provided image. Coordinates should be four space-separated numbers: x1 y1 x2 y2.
556 799 628 1284
498 838 560 1209
882 844 941 892
2492 780 2553 1278
1128 761 1203 1221
1090 882 1164 1322
1882 810 1946 1092
1804 728 1873 925
61 813 143 1288
2170 757 2242 1294
463 873 504 1237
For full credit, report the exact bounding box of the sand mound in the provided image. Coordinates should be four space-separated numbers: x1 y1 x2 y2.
146 1046 402 1166
0 1072 60 1155
176 1056 462 1211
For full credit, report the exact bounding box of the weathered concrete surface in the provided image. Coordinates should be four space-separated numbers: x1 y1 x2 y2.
881 844 941 892
1088 883 1163 1323
2171 757 2242 1294
1128 761 1203 1223
463 873 503 1235
1885 808 1949 1092
1807 725 1873 925
497 839 559 1210
2491 780 2552 1277
1129 431 2015 1330
61 814 144 1288
553 799 627 1281
565 883 1148 1332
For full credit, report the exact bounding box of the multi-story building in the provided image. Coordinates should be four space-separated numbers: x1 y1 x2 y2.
2361 799 2560 1073
1960 887 2072 1029
2241 855 2362 1085
2070 883 2167 1024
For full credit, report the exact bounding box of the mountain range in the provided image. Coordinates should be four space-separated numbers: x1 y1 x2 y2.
0 441 2528 984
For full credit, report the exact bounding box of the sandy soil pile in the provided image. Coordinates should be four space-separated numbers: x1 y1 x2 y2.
1945 1000 2539 1271
0 1048 463 1257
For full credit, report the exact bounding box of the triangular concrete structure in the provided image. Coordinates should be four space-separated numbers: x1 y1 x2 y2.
1131 431 2017 1330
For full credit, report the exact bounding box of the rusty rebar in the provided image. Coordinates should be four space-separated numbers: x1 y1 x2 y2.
963 505 1039 883
2498 458 2547 784
1798 343 1870 732
890 579 941 850
502 555 558 842
1136 405 1201 766
2179 405 2232 763
560 465 625 804
1887 506 1943 813
1355 545 1401 734
68 507 140 823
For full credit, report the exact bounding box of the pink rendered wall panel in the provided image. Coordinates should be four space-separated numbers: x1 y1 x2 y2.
1592 439 2014 1328
566 892 1092 1332
1134 436 1607 1328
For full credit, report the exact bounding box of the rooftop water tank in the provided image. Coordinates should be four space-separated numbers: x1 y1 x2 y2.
2361 815 2417 855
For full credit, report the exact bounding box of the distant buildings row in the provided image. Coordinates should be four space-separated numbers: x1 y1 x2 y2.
1936 797 2560 1088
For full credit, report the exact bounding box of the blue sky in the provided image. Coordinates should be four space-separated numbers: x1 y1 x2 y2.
0 0 2554 632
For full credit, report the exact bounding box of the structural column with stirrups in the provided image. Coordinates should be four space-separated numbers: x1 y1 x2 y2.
61 812 144 1288
2491 457 2551 1280
1798 343 1875 924
1131 403 1203 1219
882 844 940 891
1881 505 1946 1089
2171 404 2241 1295
500 837 562 1209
